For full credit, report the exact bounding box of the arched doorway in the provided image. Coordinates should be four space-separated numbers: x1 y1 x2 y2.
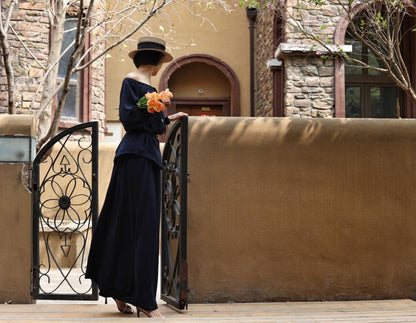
159 54 240 116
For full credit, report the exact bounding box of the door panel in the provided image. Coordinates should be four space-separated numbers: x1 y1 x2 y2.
177 104 223 116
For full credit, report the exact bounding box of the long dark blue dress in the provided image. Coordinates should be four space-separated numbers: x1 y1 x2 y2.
86 78 170 311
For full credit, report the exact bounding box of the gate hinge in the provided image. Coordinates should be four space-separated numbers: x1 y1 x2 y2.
30 266 36 296
31 265 41 297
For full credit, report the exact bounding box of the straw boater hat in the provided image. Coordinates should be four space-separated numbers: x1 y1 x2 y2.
128 36 173 63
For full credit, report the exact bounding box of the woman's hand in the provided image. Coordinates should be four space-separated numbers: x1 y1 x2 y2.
168 112 189 122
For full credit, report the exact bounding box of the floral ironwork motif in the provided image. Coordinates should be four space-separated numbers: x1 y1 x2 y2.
32 122 98 300
161 117 188 310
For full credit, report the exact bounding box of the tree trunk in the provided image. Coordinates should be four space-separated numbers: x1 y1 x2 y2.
0 1 16 114
41 0 96 149
36 1 66 149
0 28 16 114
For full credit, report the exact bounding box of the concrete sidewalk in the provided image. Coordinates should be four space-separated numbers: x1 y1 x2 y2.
1 299 416 322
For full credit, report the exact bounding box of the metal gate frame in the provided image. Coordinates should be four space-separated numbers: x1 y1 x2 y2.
161 117 189 310
32 122 98 300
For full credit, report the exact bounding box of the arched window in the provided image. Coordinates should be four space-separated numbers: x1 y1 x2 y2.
335 2 416 118
344 31 399 118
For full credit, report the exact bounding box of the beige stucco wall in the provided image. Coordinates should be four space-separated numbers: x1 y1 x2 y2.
168 63 231 98
3 114 416 303
0 164 32 304
0 115 34 304
104 1 250 123
187 117 416 302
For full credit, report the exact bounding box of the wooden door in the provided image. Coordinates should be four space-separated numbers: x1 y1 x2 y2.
170 99 231 117
177 104 223 116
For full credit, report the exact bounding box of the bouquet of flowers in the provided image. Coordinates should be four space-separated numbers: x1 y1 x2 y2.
137 89 173 113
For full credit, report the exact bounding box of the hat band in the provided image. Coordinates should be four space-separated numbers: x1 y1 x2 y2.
137 41 165 51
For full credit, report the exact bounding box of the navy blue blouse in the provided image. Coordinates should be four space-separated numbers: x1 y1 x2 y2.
115 78 170 167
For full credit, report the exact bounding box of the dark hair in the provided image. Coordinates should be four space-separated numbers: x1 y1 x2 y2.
133 50 164 68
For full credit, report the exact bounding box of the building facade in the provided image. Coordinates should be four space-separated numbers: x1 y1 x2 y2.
0 0 106 136
253 0 416 119
2 0 415 144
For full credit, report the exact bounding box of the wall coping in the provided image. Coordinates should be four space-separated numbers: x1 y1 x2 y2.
0 115 36 136
275 43 352 59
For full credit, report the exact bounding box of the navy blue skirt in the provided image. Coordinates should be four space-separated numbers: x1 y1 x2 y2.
86 154 161 311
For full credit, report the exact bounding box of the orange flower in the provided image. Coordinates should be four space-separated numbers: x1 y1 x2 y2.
145 92 160 102
137 90 173 113
147 98 164 113
159 88 173 101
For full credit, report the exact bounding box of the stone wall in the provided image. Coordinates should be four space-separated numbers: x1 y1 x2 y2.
285 56 335 118
0 0 106 135
254 0 345 118
254 8 275 116
89 2 106 134
285 0 341 45
281 0 342 118
0 1 49 114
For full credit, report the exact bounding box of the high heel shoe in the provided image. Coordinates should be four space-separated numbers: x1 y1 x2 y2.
115 299 134 314
136 306 164 318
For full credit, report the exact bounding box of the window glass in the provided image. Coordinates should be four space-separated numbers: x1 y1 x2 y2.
345 38 363 75
367 52 383 76
58 18 78 80
370 87 397 118
345 22 398 118
57 16 79 120
58 82 78 118
345 86 361 118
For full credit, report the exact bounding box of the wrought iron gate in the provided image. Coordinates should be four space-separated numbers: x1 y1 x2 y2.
32 122 98 300
161 117 189 310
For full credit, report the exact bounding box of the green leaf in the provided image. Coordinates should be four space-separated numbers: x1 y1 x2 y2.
137 96 148 108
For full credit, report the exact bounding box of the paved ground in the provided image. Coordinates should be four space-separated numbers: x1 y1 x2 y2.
1 299 416 322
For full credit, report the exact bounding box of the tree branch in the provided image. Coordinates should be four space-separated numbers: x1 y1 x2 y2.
74 0 170 72
0 0 17 114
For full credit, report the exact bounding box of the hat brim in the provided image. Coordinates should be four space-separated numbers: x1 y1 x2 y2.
128 48 173 63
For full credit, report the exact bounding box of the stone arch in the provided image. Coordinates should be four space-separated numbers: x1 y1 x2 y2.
159 54 240 116
333 3 368 117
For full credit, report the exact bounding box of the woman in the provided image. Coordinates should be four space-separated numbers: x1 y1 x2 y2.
86 37 187 318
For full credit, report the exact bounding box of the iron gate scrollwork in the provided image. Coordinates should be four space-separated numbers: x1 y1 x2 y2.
32 122 98 300
161 116 189 310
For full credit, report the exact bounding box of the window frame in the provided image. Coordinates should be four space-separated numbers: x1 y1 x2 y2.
54 13 91 129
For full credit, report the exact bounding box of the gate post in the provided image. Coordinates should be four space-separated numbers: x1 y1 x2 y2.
0 115 36 304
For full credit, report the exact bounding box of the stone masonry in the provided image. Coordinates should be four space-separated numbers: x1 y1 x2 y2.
0 1 49 114
254 8 275 117
285 56 334 118
255 0 345 118
0 0 106 135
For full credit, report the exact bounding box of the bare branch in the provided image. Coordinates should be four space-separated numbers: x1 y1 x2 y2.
0 0 18 113
74 0 170 72
1 0 18 34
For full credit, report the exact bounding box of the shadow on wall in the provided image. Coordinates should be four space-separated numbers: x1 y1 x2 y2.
186 116 416 303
